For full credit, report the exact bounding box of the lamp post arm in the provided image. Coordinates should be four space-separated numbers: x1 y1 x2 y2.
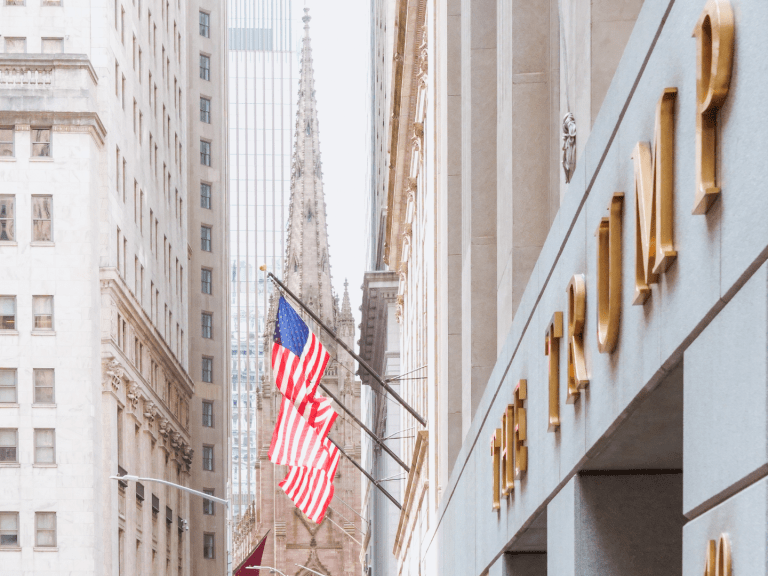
246 567 288 576
296 564 330 576
110 475 230 506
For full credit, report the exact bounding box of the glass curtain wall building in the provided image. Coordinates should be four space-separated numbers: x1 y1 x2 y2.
228 0 301 518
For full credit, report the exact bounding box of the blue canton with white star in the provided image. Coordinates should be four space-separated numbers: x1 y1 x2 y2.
274 296 309 357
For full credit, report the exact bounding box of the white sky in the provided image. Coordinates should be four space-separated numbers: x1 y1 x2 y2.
304 0 370 338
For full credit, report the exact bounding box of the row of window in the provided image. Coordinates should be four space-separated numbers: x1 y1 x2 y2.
0 512 56 549
0 428 55 464
0 368 54 404
4 0 62 5
2 37 63 54
0 296 54 331
0 195 53 242
0 128 51 159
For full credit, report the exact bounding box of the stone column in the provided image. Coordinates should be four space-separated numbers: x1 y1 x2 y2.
460 0 497 438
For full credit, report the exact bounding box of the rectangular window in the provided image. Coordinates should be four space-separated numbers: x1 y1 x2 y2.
34 429 55 463
0 297 16 330
200 97 210 123
34 369 55 404
199 11 210 37
32 196 53 242
43 0 62 5
202 400 213 425
41 37 63 54
199 54 210 80
0 128 14 157
5 0 24 5
201 313 212 339
0 196 15 241
4 38 26 54
203 533 214 559
35 512 56 547
0 369 16 403
202 446 213 471
0 429 17 463
32 128 51 157
202 490 214 515
200 140 211 166
201 226 211 251
0 512 19 548
201 268 212 294
202 357 212 383
33 296 53 330
200 182 211 209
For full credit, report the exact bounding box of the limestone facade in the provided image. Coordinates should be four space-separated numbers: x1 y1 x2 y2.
0 0 228 574
363 0 768 575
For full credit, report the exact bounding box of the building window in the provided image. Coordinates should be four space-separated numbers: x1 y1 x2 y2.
5 0 25 5
202 400 213 426
202 446 213 471
203 533 214 558
31 128 51 157
0 369 16 403
33 296 54 330
202 356 213 383
0 128 13 157
0 196 15 241
34 429 55 464
34 369 55 404
0 429 17 463
32 196 53 242
4 38 26 53
0 512 19 548
201 268 212 294
200 140 211 166
0 297 16 330
201 226 211 251
35 512 56 547
200 182 211 209
43 0 62 5
199 11 210 37
202 490 214 515
199 54 210 80
200 97 211 123
201 313 212 339
41 38 63 54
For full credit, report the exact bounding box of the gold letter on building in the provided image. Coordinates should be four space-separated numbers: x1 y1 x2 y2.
501 405 514 497
566 275 588 402
703 534 731 576
545 314 562 431
491 428 501 510
514 380 527 479
632 88 678 305
692 0 734 215
596 193 623 354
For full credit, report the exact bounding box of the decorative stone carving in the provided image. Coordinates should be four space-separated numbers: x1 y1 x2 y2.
171 432 182 450
143 401 157 423
562 112 577 183
158 418 171 439
127 382 142 412
103 359 125 393
182 445 194 465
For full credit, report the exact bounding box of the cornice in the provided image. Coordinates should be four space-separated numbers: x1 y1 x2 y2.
0 111 106 145
0 53 99 84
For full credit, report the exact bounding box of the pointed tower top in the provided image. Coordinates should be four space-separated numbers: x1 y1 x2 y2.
284 11 336 326
341 280 353 321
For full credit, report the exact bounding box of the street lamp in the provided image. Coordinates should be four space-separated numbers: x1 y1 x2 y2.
111 474 233 576
296 564 330 576
245 567 287 576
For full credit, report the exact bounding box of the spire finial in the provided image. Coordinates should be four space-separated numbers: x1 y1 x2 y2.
302 7 311 25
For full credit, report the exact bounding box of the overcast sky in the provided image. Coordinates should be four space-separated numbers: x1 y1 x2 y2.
303 0 370 336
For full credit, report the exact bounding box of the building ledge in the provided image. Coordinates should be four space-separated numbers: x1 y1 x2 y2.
0 53 98 85
393 430 428 558
0 403 20 408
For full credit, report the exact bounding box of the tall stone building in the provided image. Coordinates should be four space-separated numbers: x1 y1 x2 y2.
232 10 363 576
0 0 228 575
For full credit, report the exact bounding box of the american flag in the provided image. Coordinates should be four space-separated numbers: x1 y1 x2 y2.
279 438 340 523
268 397 336 471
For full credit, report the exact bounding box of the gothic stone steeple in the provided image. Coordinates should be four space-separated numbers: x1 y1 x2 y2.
284 8 336 326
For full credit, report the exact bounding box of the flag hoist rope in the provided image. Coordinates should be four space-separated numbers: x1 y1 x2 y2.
266 271 427 427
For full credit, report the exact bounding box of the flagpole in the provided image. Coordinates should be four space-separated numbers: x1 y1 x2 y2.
327 437 402 510
318 381 410 473
266 271 427 427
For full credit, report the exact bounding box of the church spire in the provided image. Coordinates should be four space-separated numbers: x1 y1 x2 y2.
284 8 336 325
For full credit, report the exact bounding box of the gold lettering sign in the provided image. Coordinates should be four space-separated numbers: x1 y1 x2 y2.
596 193 624 354
491 428 501 510
566 275 588 402
703 535 731 576
545 313 563 431
513 379 527 478
692 0 734 215
632 88 678 305
501 405 514 497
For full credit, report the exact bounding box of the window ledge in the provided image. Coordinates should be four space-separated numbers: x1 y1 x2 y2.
29 157 54 162
0 547 21 552
33 463 57 468
0 403 20 408
0 157 16 163
0 330 19 336
30 241 55 247
34 547 58 552
0 242 18 247
0 463 20 468
31 330 55 336
32 403 56 408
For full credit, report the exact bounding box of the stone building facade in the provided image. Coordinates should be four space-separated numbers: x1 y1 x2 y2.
0 0 228 575
232 11 363 576
363 0 768 575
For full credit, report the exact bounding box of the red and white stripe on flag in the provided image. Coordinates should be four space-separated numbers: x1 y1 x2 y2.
279 467 334 523
298 394 338 439
272 331 330 412
268 397 332 471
